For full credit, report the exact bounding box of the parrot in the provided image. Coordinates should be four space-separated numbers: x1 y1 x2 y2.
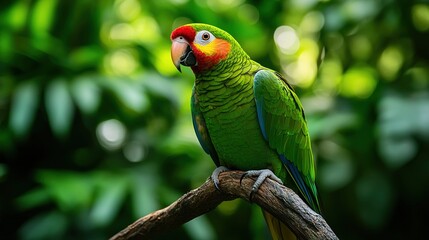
170 23 321 240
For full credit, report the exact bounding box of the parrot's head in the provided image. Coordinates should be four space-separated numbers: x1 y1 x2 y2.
170 23 242 74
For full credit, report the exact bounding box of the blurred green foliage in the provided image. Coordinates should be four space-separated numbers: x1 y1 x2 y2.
1 0 429 239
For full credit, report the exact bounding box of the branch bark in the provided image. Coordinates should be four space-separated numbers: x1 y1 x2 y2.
110 171 338 240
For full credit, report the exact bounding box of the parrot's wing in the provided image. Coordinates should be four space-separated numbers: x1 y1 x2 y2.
253 70 320 212
191 88 220 166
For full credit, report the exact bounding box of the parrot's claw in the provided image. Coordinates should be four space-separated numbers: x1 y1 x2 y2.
241 169 283 200
211 166 230 190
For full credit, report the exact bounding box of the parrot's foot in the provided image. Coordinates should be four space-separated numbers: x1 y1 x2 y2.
211 166 230 190
241 169 283 199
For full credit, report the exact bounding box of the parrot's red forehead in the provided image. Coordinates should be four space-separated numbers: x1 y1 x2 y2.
170 25 196 42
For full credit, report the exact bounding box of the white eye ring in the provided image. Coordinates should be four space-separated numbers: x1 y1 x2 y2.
195 31 215 45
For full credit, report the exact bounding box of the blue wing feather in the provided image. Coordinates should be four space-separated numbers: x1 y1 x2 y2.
255 97 267 140
279 155 316 209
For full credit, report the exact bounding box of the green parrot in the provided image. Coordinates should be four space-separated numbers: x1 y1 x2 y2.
170 23 321 240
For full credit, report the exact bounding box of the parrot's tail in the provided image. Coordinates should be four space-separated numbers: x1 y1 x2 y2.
263 210 296 240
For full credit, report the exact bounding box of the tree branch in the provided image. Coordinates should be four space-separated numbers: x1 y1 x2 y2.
110 171 338 240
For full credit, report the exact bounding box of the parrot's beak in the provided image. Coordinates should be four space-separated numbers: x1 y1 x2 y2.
171 38 197 72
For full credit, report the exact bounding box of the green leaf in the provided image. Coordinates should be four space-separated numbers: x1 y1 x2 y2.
30 0 58 37
71 76 101 115
19 211 67 240
3 0 30 30
68 46 104 70
9 81 39 137
141 73 180 103
45 78 74 138
308 112 358 138
104 78 149 113
131 170 159 218
319 159 354 191
90 173 129 227
16 188 50 210
379 138 417 168
36 170 93 211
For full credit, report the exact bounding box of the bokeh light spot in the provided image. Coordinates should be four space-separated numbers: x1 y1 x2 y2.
106 49 138 75
133 16 160 44
110 23 135 41
96 119 127 150
378 45 404 81
237 4 260 25
115 0 141 21
282 39 319 88
412 4 429 31
207 0 245 12
123 141 145 162
285 52 317 88
274 26 300 55
319 58 343 93
155 47 178 76
340 65 377 98
300 11 325 33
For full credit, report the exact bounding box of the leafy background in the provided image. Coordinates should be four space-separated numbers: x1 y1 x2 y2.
1 0 429 239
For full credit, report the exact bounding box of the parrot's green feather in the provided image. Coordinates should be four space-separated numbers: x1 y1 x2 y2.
191 90 219 166
185 23 321 239
254 70 320 213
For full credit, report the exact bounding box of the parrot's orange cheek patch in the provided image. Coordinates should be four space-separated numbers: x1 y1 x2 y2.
213 39 231 61
193 39 231 69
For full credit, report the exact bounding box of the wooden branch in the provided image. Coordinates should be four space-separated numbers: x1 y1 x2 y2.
110 171 338 240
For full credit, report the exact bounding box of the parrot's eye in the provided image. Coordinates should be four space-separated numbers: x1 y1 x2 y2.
195 31 215 45
202 32 210 41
